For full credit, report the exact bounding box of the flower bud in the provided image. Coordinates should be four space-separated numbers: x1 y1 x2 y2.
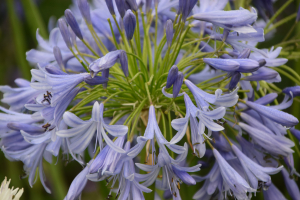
102 69 110 88
203 58 240 72
45 65 66 75
119 50 129 77
65 9 83 40
235 59 260 73
105 0 115 16
258 59 266 67
165 20 173 47
53 46 65 70
58 19 72 49
229 72 241 91
283 86 300 97
179 0 197 20
77 0 91 24
146 0 152 13
84 75 109 85
115 0 126 18
238 48 251 59
123 10 136 40
166 65 178 89
173 72 183 98
126 0 138 11
68 26 77 46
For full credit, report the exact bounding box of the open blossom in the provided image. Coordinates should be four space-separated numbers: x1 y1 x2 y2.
213 148 256 199
57 102 128 154
136 144 201 199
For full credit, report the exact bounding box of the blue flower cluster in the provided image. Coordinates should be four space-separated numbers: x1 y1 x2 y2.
1 0 300 200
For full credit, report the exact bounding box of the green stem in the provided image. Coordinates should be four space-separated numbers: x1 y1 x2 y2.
6 0 31 79
107 18 119 49
265 0 294 30
265 13 297 35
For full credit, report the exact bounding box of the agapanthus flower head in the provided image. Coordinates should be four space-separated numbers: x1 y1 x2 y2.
1 0 300 199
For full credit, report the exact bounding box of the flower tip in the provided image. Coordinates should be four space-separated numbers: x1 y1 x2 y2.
90 71 95 78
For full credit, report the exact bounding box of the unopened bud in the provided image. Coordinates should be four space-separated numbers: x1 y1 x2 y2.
119 50 129 77
238 48 251 59
165 20 173 47
77 0 92 24
229 72 241 90
53 46 65 71
258 59 266 67
146 0 152 13
173 72 183 98
166 65 178 88
58 19 72 49
102 69 110 88
126 0 138 11
123 10 136 40
115 0 126 18
105 0 115 16
65 9 83 40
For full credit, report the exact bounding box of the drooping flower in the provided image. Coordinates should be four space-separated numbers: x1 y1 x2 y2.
136 144 201 199
57 102 128 154
238 122 294 157
170 93 225 157
245 100 299 127
281 168 300 200
192 7 258 33
213 148 256 199
127 105 185 158
192 162 223 200
89 50 128 77
263 183 286 200
0 79 40 111
231 144 283 190
185 79 239 108
64 160 93 200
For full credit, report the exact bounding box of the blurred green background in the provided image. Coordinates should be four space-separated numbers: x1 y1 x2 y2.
0 0 300 199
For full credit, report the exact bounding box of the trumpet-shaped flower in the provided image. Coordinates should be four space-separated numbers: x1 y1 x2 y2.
57 102 128 154
245 101 299 127
263 183 286 200
231 144 283 190
171 93 225 157
192 7 258 33
239 122 294 157
0 79 40 111
136 144 200 199
185 79 239 108
213 148 256 199
281 168 300 200
64 160 93 200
